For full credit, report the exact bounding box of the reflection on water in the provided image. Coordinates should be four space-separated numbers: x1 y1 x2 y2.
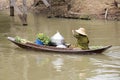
90 56 120 80
52 57 64 72
0 12 120 80
107 46 120 59
23 55 29 80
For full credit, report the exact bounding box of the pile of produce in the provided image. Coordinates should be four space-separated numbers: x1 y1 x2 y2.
90 46 104 49
15 36 30 44
37 33 50 45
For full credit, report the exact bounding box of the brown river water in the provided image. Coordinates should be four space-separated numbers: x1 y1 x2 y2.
0 11 120 80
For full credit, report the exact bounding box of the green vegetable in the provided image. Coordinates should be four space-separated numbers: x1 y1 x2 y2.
37 33 50 45
15 36 30 44
15 36 21 43
90 46 103 49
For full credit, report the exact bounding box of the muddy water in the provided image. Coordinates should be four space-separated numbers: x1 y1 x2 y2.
0 12 120 80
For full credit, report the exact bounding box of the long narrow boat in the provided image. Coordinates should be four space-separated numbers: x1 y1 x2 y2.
7 37 112 54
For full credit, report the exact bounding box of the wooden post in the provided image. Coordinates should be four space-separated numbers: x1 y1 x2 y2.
22 0 27 26
105 8 108 20
10 0 15 16
10 6 14 16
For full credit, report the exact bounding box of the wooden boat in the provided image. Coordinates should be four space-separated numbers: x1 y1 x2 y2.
7 37 112 54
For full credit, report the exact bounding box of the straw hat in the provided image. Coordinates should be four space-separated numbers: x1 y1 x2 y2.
75 28 87 35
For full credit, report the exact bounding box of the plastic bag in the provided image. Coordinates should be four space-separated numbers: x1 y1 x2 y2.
56 44 67 48
50 31 65 45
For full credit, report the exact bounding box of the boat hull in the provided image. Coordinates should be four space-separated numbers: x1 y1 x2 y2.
7 37 112 54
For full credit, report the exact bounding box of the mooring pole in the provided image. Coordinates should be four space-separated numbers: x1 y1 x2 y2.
105 8 108 20
10 0 15 16
22 0 28 26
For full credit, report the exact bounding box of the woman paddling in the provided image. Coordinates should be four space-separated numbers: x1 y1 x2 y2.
72 28 89 50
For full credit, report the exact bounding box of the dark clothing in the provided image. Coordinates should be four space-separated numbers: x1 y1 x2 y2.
73 34 89 50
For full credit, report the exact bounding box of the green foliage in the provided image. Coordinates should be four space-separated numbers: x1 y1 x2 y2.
37 33 50 45
15 36 30 44
90 46 103 49
15 36 21 43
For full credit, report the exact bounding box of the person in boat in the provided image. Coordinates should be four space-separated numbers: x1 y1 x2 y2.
72 27 89 50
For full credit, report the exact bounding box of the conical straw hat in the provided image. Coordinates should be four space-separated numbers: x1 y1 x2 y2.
75 28 87 35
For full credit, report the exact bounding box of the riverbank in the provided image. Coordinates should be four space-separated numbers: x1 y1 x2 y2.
32 0 120 20
0 0 120 20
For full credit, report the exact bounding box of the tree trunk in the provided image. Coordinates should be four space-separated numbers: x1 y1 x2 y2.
9 0 28 26
41 0 50 7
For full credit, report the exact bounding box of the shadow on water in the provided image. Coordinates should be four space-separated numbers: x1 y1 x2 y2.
0 12 120 80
